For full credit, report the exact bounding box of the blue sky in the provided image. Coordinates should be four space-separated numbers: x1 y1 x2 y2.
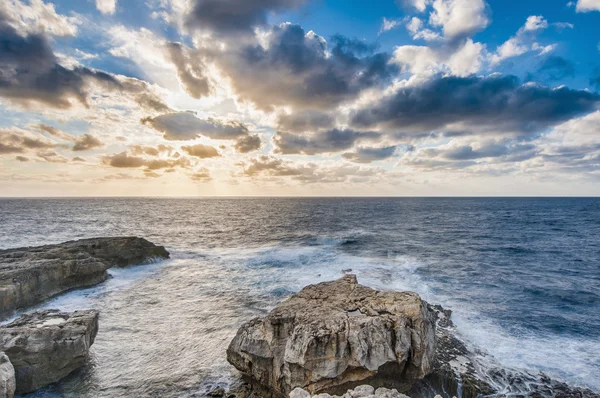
0 0 599 196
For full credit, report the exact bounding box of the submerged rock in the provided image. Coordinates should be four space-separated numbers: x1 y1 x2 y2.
0 309 99 394
0 353 15 398
227 275 435 397
0 237 169 319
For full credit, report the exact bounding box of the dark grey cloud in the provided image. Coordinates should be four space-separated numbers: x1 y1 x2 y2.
234 134 262 153
72 134 103 151
351 74 600 135
141 112 250 141
186 0 308 35
277 110 335 133
215 24 397 110
130 144 174 157
181 144 221 158
36 150 68 163
342 146 397 163
0 13 168 111
431 142 538 161
165 42 211 99
273 129 381 155
15 155 29 162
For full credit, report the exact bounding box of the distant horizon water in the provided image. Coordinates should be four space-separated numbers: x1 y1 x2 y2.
1 197 598 397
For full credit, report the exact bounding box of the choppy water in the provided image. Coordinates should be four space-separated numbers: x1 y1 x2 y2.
0 198 599 397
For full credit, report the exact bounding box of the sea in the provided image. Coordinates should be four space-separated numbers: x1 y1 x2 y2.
0 198 598 397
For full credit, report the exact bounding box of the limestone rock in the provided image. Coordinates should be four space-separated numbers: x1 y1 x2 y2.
0 353 15 398
289 386 410 398
227 275 435 396
0 309 99 394
0 237 169 319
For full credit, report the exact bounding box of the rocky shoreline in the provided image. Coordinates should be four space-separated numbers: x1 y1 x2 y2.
0 237 170 397
0 238 598 398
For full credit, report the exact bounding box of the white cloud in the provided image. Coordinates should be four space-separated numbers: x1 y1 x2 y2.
392 38 484 76
523 15 548 31
428 0 489 39
405 16 441 41
403 0 431 12
490 15 555 65
0 0 80 37
96 0 117 15
379 17 400 34
575 0 600 12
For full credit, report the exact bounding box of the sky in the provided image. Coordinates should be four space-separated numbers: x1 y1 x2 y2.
0 0 599 197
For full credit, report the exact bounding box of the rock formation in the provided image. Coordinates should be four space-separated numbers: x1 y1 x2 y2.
227 275 435 397
0 353 15 398
0 237 169 319
290 385 411 398
0 309 99 394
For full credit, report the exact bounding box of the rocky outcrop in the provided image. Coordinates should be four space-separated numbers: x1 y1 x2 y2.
411 305 600 398
290 385 411 398
0 309 99 394
0 353 15 398
227 275 435 397
0 237 169 319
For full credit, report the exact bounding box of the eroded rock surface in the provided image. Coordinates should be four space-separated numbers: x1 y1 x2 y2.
290 385 411 398
227 275 435 397
0 352 15 398
0 237 169 319
0 309 99 394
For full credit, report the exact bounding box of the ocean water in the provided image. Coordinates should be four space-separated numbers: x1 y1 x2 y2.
0 198 599 397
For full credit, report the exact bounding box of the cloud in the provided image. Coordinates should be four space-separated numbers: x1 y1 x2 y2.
351 74 600 135
102 152 146 168
0 0 80 37
428 0 490 40
33 124 75 141
214 23 396 110
239 155 382 183
234 134 262 153
399 0 430 12
0 128 60 154
165 42 211 99
130 144 174 156
36 150 68 163
72 134 104 151
15 155 29 162
101 151 192 171
96 0 117 15
342 146 397 163
490 15 554 65
181 144 221 158
575 0 600 12
392 39 484 76
273 129 381 155
591 67 600 90
141 112 250 141
276 111 335 133
185 0 308 35
0 13 168 111
379 17 400 34
190 168 212 181
405 16 441 41
536 56 576 81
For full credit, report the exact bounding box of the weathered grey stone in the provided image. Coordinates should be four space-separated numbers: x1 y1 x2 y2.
0 237 169 319
227 275 435 397
0 309 99 394
0 353 15 398
290 387 312 398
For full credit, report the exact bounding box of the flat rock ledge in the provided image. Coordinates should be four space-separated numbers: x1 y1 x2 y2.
227 275 436 397
0 309 99 394
0 237 169 319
